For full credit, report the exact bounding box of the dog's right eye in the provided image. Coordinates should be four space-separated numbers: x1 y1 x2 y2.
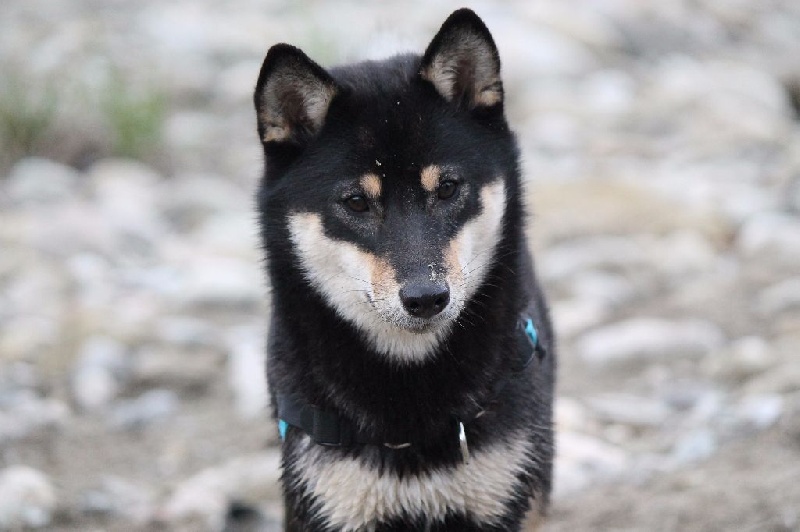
344 195 369 213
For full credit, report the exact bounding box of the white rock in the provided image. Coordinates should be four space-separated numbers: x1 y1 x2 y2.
568 271 635 308
0 391 70 443
80 477 156 524
0 466 57 529
551 298 609 338
655 230 717 277
110 389 178 429
87 159 166 245
190 214 259 258
554 432 629 496
733 394 783 432
738 213 800 264
757 278 800 316
159 451 282 529
671 428 717 465
157 173 248 227
72 336 128 412
540 236 649 282
555 397 592 432
177 256 262 309
226 326 268 420
4 157 79 204
578 318 725 366
588 393 672 427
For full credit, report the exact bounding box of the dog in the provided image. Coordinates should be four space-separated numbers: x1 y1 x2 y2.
253 8 555 531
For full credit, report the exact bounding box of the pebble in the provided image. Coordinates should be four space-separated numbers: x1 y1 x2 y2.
109 389 179 430
738 213 800 265
226 326 268 420
0 391 70 443
158 451 282 529
587 393 673 427
80 477 156 524
4 157 80 204
577 318 725 366
176 256 262 310
0 466 57 529
71 336 128 412
554 432 629 496
757 278 800 316
132 347 220 393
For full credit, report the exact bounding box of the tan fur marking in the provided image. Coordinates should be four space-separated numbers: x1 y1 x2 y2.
522 496 546 531
420 165 441 192
360 173 382 199
371 256 398 302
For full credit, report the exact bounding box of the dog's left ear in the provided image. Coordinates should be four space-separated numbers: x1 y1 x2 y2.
420 9 502 110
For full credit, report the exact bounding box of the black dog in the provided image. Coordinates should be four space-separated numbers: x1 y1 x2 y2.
254 8 555 531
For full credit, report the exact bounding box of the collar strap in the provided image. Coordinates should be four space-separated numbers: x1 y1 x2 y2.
276 314 546 450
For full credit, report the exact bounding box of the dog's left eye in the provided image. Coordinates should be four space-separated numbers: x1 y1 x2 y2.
344 195 369 212
437 180 458 200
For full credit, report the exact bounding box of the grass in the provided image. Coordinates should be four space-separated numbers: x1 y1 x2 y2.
101 71 167 161
0 63 168 173
0 68 59 169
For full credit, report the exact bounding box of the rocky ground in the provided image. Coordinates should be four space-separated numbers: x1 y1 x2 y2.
1 1 800 530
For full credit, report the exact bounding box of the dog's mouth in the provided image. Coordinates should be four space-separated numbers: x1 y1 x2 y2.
366 295 452 334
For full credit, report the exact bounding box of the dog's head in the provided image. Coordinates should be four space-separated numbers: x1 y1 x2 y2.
255 10 519 361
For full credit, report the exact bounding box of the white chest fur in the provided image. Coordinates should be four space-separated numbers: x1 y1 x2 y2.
287 431 535 531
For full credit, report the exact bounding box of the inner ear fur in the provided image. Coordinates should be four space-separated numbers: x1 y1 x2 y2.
420 9 503 110
254 44 338 145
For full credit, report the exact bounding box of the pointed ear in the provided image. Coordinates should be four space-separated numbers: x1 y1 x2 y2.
253 44 338 146
420 9 503 110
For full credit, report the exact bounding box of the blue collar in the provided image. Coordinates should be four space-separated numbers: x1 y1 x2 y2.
277 314 546 458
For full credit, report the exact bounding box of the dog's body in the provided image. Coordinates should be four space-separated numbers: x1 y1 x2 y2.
254 10 555 531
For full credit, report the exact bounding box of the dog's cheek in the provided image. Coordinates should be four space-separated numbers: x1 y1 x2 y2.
450 180 506 299
287 212 374 313
370 256 400 312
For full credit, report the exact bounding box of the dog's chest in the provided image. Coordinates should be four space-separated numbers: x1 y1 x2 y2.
287 432 533 531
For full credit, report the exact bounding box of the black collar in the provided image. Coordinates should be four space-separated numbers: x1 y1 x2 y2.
276 315 546 457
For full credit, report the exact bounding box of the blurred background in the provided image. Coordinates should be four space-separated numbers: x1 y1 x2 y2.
1 0 800 530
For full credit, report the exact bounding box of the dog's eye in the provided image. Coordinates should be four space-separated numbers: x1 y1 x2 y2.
345 195 369 212
437 180 458 200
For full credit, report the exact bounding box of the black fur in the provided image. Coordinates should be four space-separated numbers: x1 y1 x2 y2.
254 9 555 531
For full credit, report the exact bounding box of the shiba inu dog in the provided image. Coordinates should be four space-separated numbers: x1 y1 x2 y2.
254 8 555 531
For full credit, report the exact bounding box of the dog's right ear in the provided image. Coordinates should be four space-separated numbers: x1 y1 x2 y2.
254 44 338 147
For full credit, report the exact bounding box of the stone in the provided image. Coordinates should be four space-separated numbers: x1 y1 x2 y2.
578 318 725 366
550 298 609 338
587 393 672 427
109 389 178 430
554 432 629 497
671 428 717 465
71 336 128 412
706 336 775 383
568 271 635 308
0 391 70 443
539 236 649 282
4 157 80 204
226 326 268 420
177 256 262 310
158 451 282 529
157 173 248 230
80 476 156 524
0 466 57 529
131 347 220 393
757 278 800 316
738 213 800 265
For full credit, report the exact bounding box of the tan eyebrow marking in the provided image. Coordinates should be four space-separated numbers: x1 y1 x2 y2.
360 173 382 198
420 165 441 192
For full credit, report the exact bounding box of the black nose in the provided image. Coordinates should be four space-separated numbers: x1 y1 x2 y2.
400 282 450 319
